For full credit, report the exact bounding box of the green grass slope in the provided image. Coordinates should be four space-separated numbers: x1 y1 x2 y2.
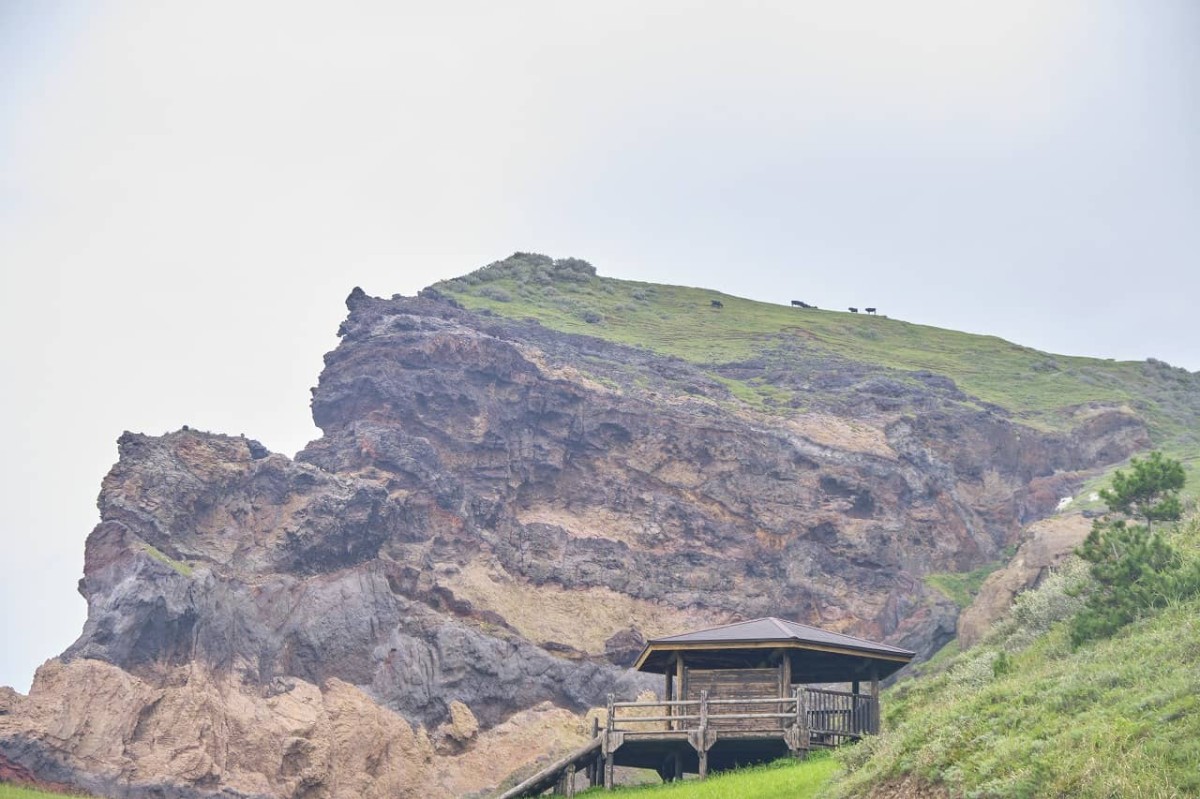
0 786 87 799
830 512 1200 799
583 755 839 799
430 254 1200 472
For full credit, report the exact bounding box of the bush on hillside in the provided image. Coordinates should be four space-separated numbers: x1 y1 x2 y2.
993 557 1090 649
451 253 597 289
478 286 513 302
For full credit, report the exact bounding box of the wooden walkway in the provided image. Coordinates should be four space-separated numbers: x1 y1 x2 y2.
497 687 877 797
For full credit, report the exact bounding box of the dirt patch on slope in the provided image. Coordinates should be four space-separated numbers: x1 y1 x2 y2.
957 513 1092 646
867 776 952 799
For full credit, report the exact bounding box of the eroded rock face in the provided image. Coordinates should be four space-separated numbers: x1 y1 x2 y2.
956 514 1093 647
0 282 1149 797
0 658 587 799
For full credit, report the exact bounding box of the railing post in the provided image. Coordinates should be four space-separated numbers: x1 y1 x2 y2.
796 685 809 751
589 714 600 786
604 693 615 789
698 689 709 780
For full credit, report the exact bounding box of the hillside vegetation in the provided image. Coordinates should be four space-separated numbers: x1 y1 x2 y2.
829 507 1200 798
431 254 1200 486
0 786 85 799
585 756 838 799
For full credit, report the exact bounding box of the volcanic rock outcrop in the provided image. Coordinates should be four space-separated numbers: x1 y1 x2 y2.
0 256 1156 798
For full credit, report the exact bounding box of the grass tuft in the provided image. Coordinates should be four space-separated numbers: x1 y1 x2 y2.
140 544 194 577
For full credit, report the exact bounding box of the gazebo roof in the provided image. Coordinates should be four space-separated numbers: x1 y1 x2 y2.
633 617 915 681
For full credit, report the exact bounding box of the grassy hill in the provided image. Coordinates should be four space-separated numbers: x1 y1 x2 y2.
430 254 1200 487
829 514 1200 798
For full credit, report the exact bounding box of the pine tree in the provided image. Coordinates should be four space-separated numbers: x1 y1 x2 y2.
1098 450 1184 529
1071 451 1195 646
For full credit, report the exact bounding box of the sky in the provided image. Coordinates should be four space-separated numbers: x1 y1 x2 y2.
1 1 1198 692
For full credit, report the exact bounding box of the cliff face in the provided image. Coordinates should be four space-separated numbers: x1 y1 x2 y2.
0 259 1156 798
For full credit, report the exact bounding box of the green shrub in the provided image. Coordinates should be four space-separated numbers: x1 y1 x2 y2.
479 286 513 302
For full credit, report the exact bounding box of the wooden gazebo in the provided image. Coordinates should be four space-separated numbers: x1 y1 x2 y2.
499 617 914 797
636 616 914 714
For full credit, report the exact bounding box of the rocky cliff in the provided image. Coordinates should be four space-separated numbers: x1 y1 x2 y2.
3 254 1183 799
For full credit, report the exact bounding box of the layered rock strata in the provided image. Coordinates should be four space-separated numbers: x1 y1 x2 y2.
0 276 1150 797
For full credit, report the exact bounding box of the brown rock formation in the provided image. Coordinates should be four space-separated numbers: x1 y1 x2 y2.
956 514 1093 647
0 259 1158 797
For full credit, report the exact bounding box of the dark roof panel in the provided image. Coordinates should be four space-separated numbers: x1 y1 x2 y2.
647 616 914 658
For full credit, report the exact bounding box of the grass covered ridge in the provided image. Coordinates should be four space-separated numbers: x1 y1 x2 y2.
431 254 1200 447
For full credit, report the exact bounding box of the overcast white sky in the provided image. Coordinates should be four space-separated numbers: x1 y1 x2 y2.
2 1 1197 691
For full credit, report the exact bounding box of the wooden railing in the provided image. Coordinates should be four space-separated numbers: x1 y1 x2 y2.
606 686 877 744
805 687 878 744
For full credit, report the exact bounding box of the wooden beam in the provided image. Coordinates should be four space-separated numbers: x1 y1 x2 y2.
676 653 686 703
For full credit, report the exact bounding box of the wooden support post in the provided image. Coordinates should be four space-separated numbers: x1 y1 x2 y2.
870 666 880 735
588 713 599 785
665 667 674 730
675 654 685 705
698 689 709 780
780 652 792 731
851 679 862 734
604 753 614 790
565 764 576 798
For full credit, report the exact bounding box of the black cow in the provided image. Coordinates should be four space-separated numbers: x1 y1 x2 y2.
848 307 858 313
791 300 810 308
865 307 877 315
711 300 724 308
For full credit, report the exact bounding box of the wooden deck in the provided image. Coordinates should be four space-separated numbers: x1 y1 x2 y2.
498 686 878 797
